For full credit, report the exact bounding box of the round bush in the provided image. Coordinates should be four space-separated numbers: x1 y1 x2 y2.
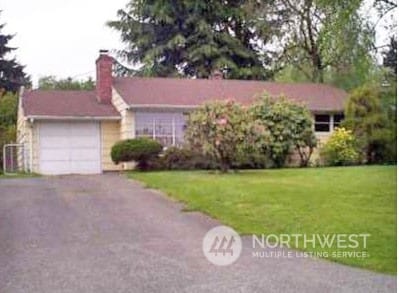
111 138 163 170
320 128 360 166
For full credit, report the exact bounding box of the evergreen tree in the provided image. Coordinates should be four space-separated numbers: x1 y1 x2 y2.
0 17 29 93
108 0 271 79
383 36 397 75
343 85 396 163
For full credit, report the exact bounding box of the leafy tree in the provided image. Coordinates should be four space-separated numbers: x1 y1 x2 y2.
108 0 270 79
259 0 373 85
343 85 396 163
185 100 266 172
374 0 397 20
0 92 18 171
251 95 316 167
38 76 95 90
0 91 17 126
373 0 396 72
0 16 30 93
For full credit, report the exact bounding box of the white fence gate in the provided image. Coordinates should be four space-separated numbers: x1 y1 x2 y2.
2 143 27 175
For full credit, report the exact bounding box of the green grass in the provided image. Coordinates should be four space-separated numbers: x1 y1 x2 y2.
129 166 396 274
0 172 39 179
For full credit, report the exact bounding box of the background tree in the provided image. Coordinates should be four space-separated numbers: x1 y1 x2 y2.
343 85 396 164
374 0 397 21
0 16 30 93
374 0 397 79
382 36 397 75
0 92 17 171
108 0 272 79
260 0 372 86
38 76 95 90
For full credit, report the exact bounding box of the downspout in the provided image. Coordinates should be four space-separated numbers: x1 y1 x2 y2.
28 118 34 172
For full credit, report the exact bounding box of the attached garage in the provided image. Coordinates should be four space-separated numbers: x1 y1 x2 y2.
18 89 121 175
38 122 101 175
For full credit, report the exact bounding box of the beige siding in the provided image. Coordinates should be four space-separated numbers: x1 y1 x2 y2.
121 110 135 139
16 96 25 144
16 96 27 170
112 88 135 139
309 132 331 166
112 88 135 170
315 132 331 145
287 114 335 167
101 121 122 171
31 123 39 173
16 96 38 172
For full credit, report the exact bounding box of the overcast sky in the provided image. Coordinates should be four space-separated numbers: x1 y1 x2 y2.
2 0 127 86
1 0 393 87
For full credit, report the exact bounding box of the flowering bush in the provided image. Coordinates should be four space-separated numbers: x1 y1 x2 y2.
185 100 267 172
320 128 360 166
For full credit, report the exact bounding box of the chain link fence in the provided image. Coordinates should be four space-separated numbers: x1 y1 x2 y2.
2 143 27 175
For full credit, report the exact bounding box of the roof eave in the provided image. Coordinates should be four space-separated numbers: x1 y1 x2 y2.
128 104 344 112
128 104 198 110
25 115 121 121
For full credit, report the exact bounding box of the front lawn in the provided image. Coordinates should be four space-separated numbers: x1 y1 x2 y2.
129 166 396 274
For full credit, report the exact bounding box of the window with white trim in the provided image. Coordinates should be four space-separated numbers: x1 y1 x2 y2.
314 114 330 132
333 114 344 129
135 112 186 146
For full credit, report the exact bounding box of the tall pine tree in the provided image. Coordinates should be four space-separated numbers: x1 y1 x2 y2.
383 36 397 75
0 16 29 93
108 0 272 79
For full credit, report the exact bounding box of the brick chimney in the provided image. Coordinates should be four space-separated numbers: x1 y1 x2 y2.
96 50 113 104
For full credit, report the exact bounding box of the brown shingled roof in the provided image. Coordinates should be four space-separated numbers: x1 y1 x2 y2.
113 77 347 112
23 90 120 118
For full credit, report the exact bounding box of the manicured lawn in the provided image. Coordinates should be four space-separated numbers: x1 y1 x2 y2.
129 166 396 274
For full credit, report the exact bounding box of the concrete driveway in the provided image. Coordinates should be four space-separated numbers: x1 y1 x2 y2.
0 174 395 293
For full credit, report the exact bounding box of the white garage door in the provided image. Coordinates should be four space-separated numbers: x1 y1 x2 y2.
39 122 101 175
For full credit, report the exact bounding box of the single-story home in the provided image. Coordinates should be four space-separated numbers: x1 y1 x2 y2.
17 50 347 175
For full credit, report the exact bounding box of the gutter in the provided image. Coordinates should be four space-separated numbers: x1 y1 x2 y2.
28 118 33 172
25 115 121 121
128 104 198 111
127 104 344 113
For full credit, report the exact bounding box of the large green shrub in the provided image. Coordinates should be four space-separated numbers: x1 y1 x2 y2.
160 147 217 170
185 100 267 172
320 127 360 166
160 146 271 170
250 95 316 167
111 138 163 170
343 85 396 164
